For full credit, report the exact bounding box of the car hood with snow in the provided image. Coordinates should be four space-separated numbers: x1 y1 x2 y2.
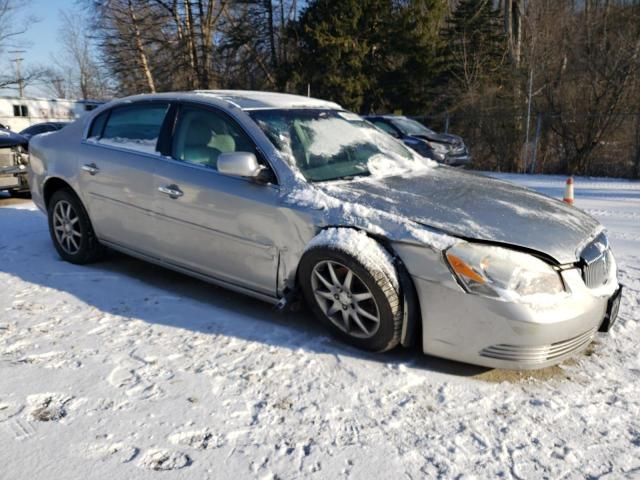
410 132 464 147
318 167 600 264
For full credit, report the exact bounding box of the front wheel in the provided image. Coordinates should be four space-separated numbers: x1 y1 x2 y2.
299 242 402 352
47 189 103 264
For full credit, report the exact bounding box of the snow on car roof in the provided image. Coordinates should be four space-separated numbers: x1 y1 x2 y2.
112 90 343 111
194 90 343 110
365 114 409 119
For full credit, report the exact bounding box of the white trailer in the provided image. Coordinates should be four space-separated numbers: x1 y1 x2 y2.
0 96 103 132
0 96 104 193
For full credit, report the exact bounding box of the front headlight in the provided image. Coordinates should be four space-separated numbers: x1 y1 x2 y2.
445 242 566 302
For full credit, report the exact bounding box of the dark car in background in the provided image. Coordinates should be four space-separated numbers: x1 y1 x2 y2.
366 115 471 167
0 122 68 195
0 129 29 195
20 122 69 141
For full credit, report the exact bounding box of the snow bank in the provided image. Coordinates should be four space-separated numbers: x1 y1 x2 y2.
0 173 638 479
137 448 191 471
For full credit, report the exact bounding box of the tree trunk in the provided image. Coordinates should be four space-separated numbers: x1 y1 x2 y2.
635 114 640 179
512 0 521 65
504 0 521 66
266 0 278 70
198 0 214 89
128 0 156 92
185 0 201 89
504 0 512 57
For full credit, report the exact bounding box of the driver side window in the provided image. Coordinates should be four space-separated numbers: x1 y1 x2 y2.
172 106 257 170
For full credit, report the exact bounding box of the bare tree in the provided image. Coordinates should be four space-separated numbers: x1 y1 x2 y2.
89 0 230 94
0 0 28 53
0 0 43 95
218 0 297 90
44 10 111 100
532 1 640 174
89 0 163 94
151 0 228 89
504 0 522 66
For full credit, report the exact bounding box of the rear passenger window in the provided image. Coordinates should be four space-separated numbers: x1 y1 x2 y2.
97 103 169 154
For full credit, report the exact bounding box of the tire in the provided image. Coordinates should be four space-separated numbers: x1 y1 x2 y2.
47 189 104 264
299 244 402 352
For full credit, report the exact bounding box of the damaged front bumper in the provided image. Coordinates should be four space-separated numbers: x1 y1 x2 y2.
392 240 619 370
412 268 619 370
0 151 29 191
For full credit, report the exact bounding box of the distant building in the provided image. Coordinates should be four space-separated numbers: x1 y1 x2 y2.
0 96 104 131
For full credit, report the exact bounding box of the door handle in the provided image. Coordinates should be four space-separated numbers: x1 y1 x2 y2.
81 163 100 175
158 184 184 199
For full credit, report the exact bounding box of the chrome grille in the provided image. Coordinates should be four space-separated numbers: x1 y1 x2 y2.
580 232 612 289
583 251 611 288
479 328 597 364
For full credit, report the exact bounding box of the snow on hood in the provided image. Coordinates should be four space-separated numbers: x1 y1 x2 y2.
313 168 601 264
286 184 457 252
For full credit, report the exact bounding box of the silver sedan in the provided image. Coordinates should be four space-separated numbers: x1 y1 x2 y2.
27 91 622 369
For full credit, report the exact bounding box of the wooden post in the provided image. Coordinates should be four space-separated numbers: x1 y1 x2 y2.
634 113 640 179
531 114 543 174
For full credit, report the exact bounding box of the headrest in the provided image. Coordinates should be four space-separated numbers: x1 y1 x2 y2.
209 134 235 153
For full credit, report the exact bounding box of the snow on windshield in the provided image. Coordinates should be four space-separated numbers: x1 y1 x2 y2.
392 117 435 136
251 109 435 182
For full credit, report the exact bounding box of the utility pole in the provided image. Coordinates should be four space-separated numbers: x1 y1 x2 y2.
524 65 534 173
53 78 66 98
9 50 26 98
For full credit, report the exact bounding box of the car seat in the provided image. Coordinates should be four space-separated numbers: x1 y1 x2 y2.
178 115 221 168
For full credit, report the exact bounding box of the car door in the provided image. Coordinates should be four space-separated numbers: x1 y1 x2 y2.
153 103 282 296
78 101 171 257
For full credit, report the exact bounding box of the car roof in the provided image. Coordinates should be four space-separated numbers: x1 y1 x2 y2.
112 90 343 111
24 122 65 128
365 115 409 120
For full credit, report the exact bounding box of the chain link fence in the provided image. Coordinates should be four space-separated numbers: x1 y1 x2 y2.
416 112 640 179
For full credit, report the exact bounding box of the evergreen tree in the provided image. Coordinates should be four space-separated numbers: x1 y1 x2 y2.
288 0 446 113
436 0 507 105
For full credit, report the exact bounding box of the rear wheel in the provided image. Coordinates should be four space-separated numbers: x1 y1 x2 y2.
299 244 402 352
47 189 103 264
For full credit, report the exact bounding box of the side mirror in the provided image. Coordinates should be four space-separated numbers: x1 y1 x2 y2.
218 152 263 179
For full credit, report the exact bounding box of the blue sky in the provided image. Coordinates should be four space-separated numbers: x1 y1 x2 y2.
23 0 78 65
2 0 78 96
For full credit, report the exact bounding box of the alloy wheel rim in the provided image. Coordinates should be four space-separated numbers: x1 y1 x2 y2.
311 260 380 339
52 200 82 255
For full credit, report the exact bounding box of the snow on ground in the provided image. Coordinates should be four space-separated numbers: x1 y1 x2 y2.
0 173 639 479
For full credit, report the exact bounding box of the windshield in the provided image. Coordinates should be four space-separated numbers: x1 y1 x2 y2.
391 117 436 137
250 109 429 182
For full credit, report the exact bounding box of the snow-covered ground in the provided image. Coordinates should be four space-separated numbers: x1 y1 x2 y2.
0 173 639 479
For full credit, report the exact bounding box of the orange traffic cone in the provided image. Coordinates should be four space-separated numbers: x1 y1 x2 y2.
563 177 574 205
